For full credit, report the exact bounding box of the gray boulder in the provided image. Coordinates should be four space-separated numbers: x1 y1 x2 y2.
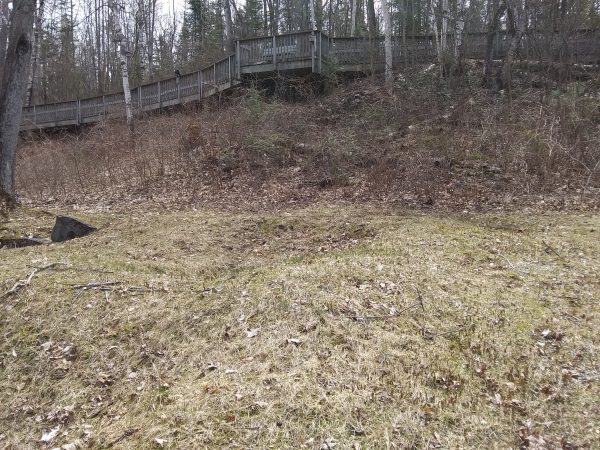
51 216 97 242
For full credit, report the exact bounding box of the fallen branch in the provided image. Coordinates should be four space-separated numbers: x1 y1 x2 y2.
1 262 67 299
542 240 563 259
72 281 121 290
106 428 138 447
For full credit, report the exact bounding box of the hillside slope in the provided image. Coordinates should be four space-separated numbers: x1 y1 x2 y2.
16 71 600 212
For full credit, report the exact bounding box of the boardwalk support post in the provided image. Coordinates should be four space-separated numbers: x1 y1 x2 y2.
273 35 277 70
157 81 161 109
198 71 202 98
236 40 241 79
310 31 316 73
33 104 36 126
77 99 81 125
102 95 106 118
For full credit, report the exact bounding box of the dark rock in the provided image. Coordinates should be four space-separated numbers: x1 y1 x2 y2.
51 216 96 242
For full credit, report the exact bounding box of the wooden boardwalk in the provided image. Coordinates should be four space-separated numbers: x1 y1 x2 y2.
20 29 600 131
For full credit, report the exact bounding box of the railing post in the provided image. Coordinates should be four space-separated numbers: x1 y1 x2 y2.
273 35 277 69
319 32 323 73
157 81 161 108
102 95 106 118
198 70 202 99
77 99 81 124
228 55 231 84
138 86 142 110
213 64 216 89
236 40 241 79
177 77 181 102
310 31 316 73
33 104 36 126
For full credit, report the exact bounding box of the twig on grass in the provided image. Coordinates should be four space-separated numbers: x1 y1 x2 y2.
542 240 563 259
106 428 139 447
1 262 67 299
72 281 121 290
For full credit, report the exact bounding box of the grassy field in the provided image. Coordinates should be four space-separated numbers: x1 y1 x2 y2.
1 206 599 449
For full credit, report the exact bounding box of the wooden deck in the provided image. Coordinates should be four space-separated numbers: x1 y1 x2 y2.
20 29 600 131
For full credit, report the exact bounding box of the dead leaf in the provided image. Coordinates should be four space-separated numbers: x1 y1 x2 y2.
40 426 60 443
246 328 260 338
287 338 302 345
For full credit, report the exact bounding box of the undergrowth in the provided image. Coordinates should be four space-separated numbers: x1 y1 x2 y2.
15 66 600 209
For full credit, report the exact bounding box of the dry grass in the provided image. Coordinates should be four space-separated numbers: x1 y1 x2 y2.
15 70 600 211
1 205 599 449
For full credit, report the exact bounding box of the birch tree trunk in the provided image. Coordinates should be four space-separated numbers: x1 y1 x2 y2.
119 43 133 131
224 0 234 51
0 0 35 202
350 0 357 36
453 0 465 64
431 0 442 69
441 0 448 57
109 0 133 132
382 0 393 85
26 0 44 107
0 0 9 66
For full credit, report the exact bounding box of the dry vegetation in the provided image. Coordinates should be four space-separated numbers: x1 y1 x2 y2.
2 67 600 449
15 66 600 211
1 206 599 449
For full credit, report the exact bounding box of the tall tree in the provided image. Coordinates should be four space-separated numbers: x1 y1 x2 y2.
382 0 393 84
0 0 9 80
0 0 35 203
26 0 44 106
224 0 234 50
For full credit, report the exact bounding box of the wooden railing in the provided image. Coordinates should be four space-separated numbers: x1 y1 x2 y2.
20 53 239 130
20 29 600 131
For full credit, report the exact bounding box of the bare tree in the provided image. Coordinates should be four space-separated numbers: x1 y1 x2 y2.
483 0 505 85
26 0 44 106
0 0 35 203
350 0 357 36
502 0 527 90
382 0 392 84
224 0 234 51
109 0 133 131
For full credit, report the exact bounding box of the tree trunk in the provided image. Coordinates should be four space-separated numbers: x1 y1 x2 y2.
430 0 442 69
350 0 357 36
109 0 133 132
484 0 504 83
26 0 44 107
0 0 10 74
453 0 464 65
382 0 393 85
502 0 526 91
366 0 376 38
119 43 133 131
441 0 448 57
224 0 234 51
309 0 316 30
0 0 35 202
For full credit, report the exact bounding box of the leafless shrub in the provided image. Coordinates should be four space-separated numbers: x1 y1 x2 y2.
16 74 600 207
